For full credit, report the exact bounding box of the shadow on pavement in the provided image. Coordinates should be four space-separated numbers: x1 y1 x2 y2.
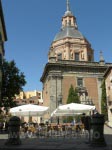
105 134 112 150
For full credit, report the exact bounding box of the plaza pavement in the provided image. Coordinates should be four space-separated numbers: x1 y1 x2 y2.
0 125 111 150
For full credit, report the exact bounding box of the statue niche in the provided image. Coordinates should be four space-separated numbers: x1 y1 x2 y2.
81 51 84 59
63 50 66 59
70 50 73 59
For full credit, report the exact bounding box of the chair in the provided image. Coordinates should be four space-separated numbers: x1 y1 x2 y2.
61 125 66 138
45 125 52 137
53 125 61 137
66 125 72 137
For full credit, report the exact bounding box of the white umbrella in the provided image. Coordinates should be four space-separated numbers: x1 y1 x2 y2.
51 103 95 117
10 104 49 116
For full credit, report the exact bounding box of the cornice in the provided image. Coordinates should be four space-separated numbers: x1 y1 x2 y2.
40 61 112 82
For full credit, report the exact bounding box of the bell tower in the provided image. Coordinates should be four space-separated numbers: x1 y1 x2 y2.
62 0 77 29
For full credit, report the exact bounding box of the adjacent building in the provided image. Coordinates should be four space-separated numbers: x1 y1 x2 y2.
14 90 43 106
14 90 43 123
0 0 7 101
40 0 112 119
104 67 112 127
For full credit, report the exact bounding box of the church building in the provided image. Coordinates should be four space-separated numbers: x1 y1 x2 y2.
40 0 112 117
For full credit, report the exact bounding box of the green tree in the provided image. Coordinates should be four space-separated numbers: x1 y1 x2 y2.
1 59 26 113
67 85 80 104
101 79 108 121
66 85 80 122
67 85 75 104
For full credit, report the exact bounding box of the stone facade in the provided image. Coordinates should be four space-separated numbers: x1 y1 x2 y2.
41 61 111 117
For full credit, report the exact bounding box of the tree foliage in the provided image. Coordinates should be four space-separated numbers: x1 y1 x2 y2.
67 85 75 104
67 85 80 104
1 59 26 112
101 79 108 121
66 85 80 122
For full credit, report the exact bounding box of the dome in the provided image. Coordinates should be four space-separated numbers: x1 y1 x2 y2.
53 26 84 41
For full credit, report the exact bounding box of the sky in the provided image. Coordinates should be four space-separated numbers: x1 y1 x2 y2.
2 0 112 92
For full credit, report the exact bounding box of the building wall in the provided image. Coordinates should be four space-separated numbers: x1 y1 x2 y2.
62 74 99 110
43 75 62 120
84 77 99 110
41 63 108 121
0 1 7 101
105 70 112 100
105 69 112 127
62 75 76 104
15 90 43 105
43 78 50 106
